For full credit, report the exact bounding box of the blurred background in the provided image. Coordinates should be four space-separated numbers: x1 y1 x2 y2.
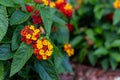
60 0 120 80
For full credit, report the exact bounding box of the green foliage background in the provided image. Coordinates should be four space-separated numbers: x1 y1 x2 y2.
70 0 120 70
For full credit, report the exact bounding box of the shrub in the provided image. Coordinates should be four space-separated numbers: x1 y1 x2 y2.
71 0 120 70
0 0 74 79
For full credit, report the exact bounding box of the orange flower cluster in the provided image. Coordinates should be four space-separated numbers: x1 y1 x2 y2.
32 38 53 60
64 43 74 57
113 0 120 8
55 0 73 18
20 25 40 45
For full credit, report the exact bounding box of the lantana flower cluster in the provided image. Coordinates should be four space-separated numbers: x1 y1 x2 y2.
33 38 53 60
64 43 74 57
55 0 73 18
20 25 40 45
113 0 120 8
20 25 53 60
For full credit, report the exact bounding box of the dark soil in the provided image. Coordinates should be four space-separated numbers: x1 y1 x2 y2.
59 63 120 80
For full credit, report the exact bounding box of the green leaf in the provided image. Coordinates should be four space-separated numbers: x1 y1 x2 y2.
0 6 8 42
94 5 104 20
111 39 120 47
10 42 33 77
62 55 73 73
0 0 14 7
94 39 103 48
39 6 54 36
88 53 97 66
113 9 120 25
13 0 24 4
0 44 13 60
13 0 26 11
109 58 118 70
85 29 95 41
52 15 66 25
94 27 103 34
10 10 30 25
110 53 120 62
0 61 4 80
25 0 33 3
12 26 24 51
70 36 83 47
91 0 98 4
94 47 108 56
55 24 69 44
17 66 30 79
101 59 109 70
34 60 60 80
105 41 111 49
79 49 87 63
55 64 66 74
52 45 64 73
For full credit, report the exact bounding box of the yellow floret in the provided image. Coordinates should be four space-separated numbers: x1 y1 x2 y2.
48 44 53 50
42 0 49 6
42 55 47 60
64 3 73 10
49 2 55 8
37 43 43 49
30 25 35 30
113 0 120 8
31 36 37 40
43 40 49 45
37 40 42 44
26 34 31 39
34 29 40 34
39 49 44 55
46 50 52 56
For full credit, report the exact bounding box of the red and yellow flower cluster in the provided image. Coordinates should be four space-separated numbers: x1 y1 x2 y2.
33 38 53 60
64 43 74 57
113 0 120 8
55 0 73 18
20 25 53 60
20 25 40 45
